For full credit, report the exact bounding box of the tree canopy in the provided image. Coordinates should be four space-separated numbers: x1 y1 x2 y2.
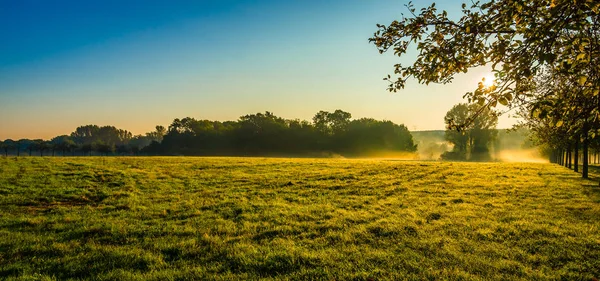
370 0 598 112
370 0 599 178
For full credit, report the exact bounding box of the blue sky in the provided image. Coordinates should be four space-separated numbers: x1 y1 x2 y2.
0 0 513 139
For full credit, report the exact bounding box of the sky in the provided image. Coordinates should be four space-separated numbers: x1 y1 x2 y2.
0 0 517 140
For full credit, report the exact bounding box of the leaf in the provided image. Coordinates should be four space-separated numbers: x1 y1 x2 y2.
555 120 564 127
498 98 508 106
578 76 587 86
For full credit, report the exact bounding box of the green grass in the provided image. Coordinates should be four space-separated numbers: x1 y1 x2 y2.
0 157 599 280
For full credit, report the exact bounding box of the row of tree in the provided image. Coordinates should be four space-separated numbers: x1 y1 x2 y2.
0 110 418 157
370 0 599 180
0 125 165 157
522 75 600 178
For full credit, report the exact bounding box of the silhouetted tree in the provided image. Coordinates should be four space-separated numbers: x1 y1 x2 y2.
31 139 48 157
94 141 115 156
146 125 166 143
81 144 93 156
71 125 132 147
442 104 497 161
15 140 21 157
131 145 140 156
340 118 417 155
0 140 11 156
51 136 77 156
26 140 38 156
19 140 34 156
1 140 17 156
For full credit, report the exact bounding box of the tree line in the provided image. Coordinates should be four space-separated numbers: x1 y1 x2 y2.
0 125 165 157
0 110 417 157
518 68 600 178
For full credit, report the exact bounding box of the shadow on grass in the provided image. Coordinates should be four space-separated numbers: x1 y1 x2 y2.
580 165 600 203
588 165 600 181
567 164 600 186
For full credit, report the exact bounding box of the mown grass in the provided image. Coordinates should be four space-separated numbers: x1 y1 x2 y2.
0 157 599 280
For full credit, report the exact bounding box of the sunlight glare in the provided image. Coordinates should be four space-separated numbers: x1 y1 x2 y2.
482 74 496 88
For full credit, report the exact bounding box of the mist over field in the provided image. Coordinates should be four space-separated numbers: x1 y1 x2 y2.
411 129 546 162
496 149 548 163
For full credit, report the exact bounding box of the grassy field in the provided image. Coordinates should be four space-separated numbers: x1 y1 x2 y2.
0 157 599 280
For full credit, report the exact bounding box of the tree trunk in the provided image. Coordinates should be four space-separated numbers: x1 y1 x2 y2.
574 141 579 172
567 146 572 169
557 149 561 164
583 140 589 179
